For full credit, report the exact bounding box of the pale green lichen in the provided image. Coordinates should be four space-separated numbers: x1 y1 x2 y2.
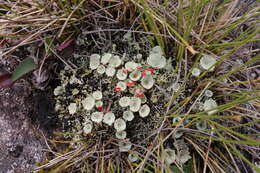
116 69 128 80
109 55 121 67
89 54 100 70
105 66 116 77
173 140 191 165
125 61 138 72
93 91 102 100
114 118 126 132
141 74 154 89
116 131 127 139
172 129 184 139
203 98 218 115
147 53 166 69
101 53 112 64
82 96 95 110
72 88 79 95
68 103 77 114
162 149 176 165
54 86 64 96
54 45 175 154
172 117 182 124
129 97 142 112
91 112 103 123
128 152 139 162
129 70 141 81
196 120 207 130
119 141 132 152
95 100 103 108
204 89 213 97
83 121 93 135
200 54 216 71
123 110 134 121
191 67 201 77
119 96 130 107
103 112 115 126
139 104 150 118
116 81 127 91
97 65 106 74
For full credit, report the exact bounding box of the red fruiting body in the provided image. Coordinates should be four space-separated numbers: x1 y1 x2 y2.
136 66 142 70
135 88 144 94
135 93 145 98
141 70 147 77
146 68 155 75
127 81 135 87
115 87 121 92
122 69 128 74
97 106 103 111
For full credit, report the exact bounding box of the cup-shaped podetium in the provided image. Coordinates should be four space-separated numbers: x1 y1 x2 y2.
90 54 101 70
129 97 142 112
141 74 154 89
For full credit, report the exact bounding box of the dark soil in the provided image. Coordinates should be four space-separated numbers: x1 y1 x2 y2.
0 83 46 173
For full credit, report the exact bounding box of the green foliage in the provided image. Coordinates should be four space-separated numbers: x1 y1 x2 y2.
11 58 37 81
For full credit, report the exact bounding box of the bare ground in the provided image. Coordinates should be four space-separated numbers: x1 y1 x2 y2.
0 80 46 173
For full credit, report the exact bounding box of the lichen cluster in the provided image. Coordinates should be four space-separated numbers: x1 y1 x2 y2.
162 139 192 165
54 46 171 151
191 54 217 77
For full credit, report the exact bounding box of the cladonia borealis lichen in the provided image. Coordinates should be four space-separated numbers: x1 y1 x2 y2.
53 44 178 151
